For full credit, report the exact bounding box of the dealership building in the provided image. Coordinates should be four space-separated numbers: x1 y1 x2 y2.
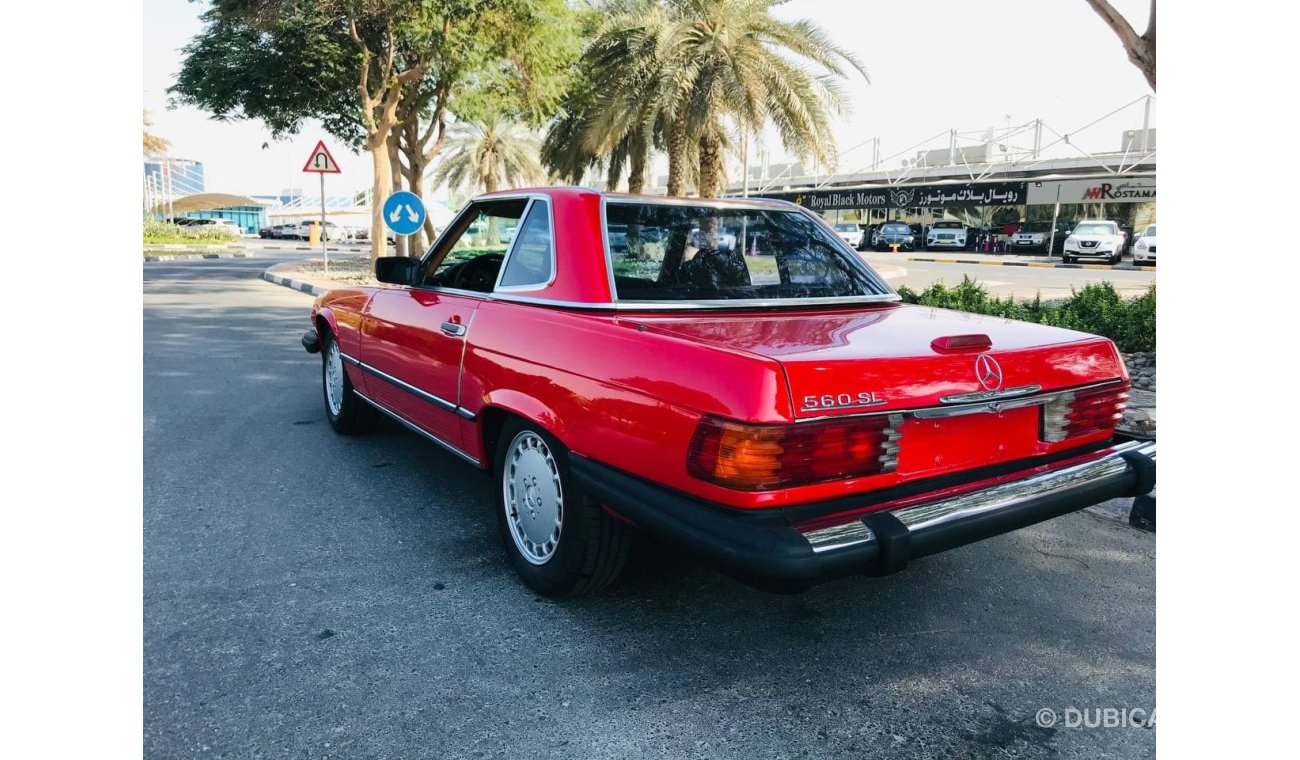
716 118 1157 240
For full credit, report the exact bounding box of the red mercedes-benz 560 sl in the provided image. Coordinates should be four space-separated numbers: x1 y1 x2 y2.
302 187 1155 596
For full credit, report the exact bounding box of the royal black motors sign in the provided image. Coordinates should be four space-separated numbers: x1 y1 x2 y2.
756 181 1029 211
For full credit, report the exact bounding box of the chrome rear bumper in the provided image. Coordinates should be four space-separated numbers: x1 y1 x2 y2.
571 439 1156 593
802 440 1156 555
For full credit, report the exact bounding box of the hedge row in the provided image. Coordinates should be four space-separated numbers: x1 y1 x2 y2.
143 220 239 244
895 277 1155 352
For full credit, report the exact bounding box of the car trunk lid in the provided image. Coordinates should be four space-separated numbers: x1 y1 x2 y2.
634 303 1127 479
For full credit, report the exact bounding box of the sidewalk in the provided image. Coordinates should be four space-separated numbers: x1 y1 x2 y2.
263 258 1153 438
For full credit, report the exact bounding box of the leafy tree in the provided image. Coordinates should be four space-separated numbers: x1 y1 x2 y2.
1084 0 1155 91
431 117 546 196
173 0 583 259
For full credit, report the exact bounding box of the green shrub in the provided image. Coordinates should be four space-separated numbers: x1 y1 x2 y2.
895 276 1155 352
143 220 239 244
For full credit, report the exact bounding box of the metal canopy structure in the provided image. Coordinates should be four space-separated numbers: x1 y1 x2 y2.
721 95 1157 196
146 192 273 215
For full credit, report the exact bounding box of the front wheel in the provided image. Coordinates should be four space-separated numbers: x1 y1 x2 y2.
496 421 632 597
321 330 376 434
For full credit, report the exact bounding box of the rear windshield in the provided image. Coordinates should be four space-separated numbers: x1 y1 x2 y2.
604 202 892 303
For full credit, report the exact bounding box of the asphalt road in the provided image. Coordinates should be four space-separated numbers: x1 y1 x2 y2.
144 256 1156 758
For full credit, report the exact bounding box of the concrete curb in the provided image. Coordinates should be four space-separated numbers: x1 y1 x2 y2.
259 245 368 252
144 243 246 251
261 269 331 297
144 252 255 262
905 256 1146 272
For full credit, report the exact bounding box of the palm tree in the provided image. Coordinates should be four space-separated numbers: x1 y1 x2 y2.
666 0 867 197
143 109 169 157
543 0 671 193
555 0 866 198
431 117 547 196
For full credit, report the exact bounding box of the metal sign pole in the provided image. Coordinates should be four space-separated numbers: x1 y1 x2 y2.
320 171 329 276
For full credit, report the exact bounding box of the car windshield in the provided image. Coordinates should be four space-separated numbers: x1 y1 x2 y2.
933 221 963 229
882 223 910 233
1073 223 1116 235
1144 225 1157 237
834 223 858 232
1021 222 1051 232
604 201 892 303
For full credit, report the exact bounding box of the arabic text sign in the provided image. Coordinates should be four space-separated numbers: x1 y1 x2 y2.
761 182 1029 211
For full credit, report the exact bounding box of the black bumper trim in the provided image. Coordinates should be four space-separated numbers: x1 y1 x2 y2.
570 445 1155 593
302 329 320 353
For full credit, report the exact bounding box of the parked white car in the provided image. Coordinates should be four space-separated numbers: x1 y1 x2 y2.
1131 224 1156 265
925 220 969 251
832 223 865 249
1063 220 1126 264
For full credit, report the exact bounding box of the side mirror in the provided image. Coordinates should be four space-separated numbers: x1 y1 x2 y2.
375 256 419 286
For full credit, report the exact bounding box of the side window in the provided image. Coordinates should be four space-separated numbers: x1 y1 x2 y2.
419 199 527 292
496 202 553 290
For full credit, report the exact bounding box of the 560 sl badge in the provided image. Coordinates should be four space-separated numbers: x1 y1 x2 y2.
801 391 886 412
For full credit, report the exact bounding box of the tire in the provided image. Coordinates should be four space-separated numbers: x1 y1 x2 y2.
495 420 632 597
321 329 377 434
1063 254 1074 264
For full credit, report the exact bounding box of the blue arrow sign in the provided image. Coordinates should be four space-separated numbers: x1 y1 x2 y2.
383 191 427 236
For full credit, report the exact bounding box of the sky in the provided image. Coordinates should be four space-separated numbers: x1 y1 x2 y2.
142 0 1157 198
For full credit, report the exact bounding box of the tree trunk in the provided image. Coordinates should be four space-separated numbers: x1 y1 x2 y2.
666 113 690 197
628 138 647 195
368 139 391 260
400 119 425 255
697 128 724 199
387 131 408 258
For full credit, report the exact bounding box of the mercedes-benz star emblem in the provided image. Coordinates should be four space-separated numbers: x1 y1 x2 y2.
974 353 1003 391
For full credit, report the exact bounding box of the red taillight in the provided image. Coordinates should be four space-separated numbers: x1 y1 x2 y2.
687 415 904 490
1040 382 1130 442
930 334 992 352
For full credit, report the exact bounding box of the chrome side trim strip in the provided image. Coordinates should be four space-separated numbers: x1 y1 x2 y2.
340 351 476 422
354 391 481 467
799 440 1155 553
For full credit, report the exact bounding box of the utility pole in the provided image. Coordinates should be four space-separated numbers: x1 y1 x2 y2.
1140 95 1151 153
742 129 750 198
1033 119 1042 160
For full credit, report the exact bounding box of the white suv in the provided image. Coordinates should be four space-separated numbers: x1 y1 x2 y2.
1132 224 1156 265
925 220 968 251
1063 220 1126 264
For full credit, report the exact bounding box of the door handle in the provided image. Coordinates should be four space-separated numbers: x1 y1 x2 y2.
440 321 467 337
